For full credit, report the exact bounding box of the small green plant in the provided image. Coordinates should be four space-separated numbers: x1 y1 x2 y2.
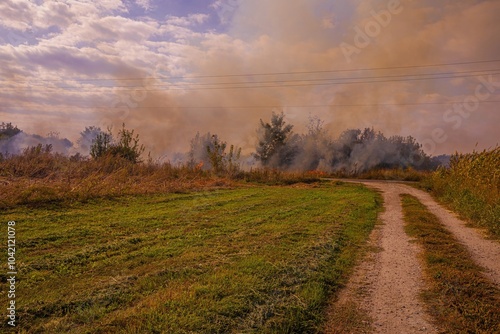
206 134 227 175
206 136 242 176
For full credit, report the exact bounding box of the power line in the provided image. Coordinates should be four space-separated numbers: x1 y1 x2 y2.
16 68 499 89
5 100 500 111
146 58 500 80
3 70 500 93
1 59 500 84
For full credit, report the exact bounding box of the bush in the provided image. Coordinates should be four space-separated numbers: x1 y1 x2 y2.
188 132 241 176
90 124 145 163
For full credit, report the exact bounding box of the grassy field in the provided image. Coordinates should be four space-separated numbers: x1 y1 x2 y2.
1 182 381 333
402 194 500 333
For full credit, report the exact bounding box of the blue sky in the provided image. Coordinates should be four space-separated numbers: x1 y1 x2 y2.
0 0 499 156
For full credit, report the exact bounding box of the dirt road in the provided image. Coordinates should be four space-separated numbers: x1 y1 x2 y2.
325 180 500 334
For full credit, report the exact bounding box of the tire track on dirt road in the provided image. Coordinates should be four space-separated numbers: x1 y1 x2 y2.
364 180 500 286
390 182 500 286
325 180 500 333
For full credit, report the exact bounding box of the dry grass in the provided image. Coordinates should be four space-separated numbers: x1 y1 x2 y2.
0 150 321 209
0 151 227 209
424 147 500 238
355 167 428 182
240 168 321 185
316 167 430 182
402 194 500 333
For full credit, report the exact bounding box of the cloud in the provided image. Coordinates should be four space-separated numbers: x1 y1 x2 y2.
211 0 241 24
2 0 499 157
166 14 210 27
135 0 153 11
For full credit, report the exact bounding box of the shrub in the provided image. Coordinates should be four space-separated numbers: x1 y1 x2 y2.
90 124 145 163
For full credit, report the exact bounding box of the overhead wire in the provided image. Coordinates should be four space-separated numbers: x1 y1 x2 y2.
3 69 500 92
2 58 499 83
5 100 500 111
2 59 500 111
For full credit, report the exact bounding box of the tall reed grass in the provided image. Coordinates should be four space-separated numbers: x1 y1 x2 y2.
426 147 500 238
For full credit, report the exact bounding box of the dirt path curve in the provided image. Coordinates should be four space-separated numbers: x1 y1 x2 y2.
325 180 500 333
400 184 500 284
367 183 435 333
364 180 500 286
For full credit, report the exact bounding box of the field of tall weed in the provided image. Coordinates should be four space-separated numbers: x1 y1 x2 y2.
426 147 500 238
0 148 321 209
0 149 227 208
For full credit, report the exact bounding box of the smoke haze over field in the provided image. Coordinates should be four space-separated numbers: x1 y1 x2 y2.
1 0 499 158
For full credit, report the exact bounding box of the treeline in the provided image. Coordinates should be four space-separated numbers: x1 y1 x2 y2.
0 123 144 164
253 112 441 173
0 115 443 175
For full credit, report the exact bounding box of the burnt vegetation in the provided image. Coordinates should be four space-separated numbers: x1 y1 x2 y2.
0 114 444 174
254 112 441 173
0 115 450 208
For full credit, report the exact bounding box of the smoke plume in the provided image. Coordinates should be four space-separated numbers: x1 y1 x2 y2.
2 0 499 161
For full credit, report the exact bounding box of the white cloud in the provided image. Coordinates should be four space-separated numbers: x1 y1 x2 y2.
166 14 210 27
135 0 153 11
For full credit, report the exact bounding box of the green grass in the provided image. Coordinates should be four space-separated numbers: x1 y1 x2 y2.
401 194 500 333
1 182 381 333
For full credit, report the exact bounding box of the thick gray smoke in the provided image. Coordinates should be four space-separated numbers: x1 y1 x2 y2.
187 132 245 171
0 125 104 157
4 1 499 157
1 117 441 174
0 132 73 156
255 114 440 173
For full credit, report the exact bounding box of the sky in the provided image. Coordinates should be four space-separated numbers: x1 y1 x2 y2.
1 0 499 157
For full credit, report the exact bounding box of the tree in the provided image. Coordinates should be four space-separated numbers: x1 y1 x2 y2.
292 115 331 171
306 114 326 139
90 128 112 160
108 124 145 163
254 111 297 168
188 132 210 170
206 134 227 175
225 144 242 175
0 122 21 140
